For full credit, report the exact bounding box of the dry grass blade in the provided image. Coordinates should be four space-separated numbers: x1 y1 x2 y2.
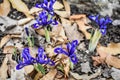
55 11 70 18
0 0 10 16
33 72 43 80
0 35 11 48
8 0 32 17
29 7 42 14
18 17 33 26
63 0 70 16
0 57 8 80
40 69 57 80
53 1 64 10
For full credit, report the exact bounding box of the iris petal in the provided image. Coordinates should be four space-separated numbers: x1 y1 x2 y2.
52 19 58 25
33 23 39 28
100 28 106 35
70 54 78 64
67 43 72 53
54 40 78 64
54 47 69 56
89 15 96 21
47 58 55 66
44 0 48 5
99 18 105 26
16 62 25 70
35 4 42 8
22 48 31 61
72 40 78 47
54 48 63 53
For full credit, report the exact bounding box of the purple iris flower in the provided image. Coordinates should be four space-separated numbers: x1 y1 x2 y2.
33 11 58 28
16 47 55 70
88 14 112 35
16 48 36 70
36 47 55 66
54 40 78 64
35 0 56 15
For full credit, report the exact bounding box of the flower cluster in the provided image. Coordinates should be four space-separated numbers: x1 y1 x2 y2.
88 14 112 35
34 0 58 28
54 40 78 64
16 47 55 70
36 0 56 15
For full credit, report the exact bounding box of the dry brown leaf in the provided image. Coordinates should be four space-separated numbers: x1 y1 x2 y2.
0 34 21 48
0 0 10 16
34 72 43 80
0 35 11 48
0 56 8 80
29 7 42 14
97 43 120 55
70 14 91 39
93 43 120 68
10 34 21 38
45 45 55 57
52 24 67 44
24 65 34 74
63 57 70 77
8 0 32 17
18 17 33 26
40 69 57 80
70 14 86 20
60 17 83 42
55 11 70 18
63 0 70 16
58 26 67 40
75 15 91 39
53 1 64 10
3 46 16 54
63 22 84 43
106 55 120 69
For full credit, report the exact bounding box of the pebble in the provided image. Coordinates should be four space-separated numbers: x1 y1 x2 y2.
111 67 120 80
112 20 120 26
81 62 92 73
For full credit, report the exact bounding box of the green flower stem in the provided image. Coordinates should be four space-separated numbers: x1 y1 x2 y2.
44 27 50 43
27 36 33 47
34 64 45 75
89 29 102 52
69 59 74 69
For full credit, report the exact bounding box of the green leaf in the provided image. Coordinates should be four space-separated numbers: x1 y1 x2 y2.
69 59 74 69
34 64 46 75
89 29 102 52
57 65 64 72
44 27 50 43
27 36 33 47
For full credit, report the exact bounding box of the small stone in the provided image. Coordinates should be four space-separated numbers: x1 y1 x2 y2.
112 20 120 26
111 67 120 80
81 62 92 73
